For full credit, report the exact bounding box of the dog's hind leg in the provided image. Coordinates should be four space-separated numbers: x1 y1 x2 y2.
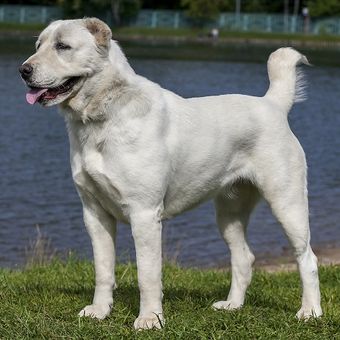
258 141 322 319
213 182 259 311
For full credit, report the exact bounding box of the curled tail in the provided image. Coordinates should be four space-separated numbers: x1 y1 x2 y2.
265 47 310 115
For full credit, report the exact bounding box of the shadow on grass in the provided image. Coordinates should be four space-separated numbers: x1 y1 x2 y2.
48 282 298 317
8 255 304 319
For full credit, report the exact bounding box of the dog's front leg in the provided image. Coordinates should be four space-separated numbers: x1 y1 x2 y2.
78 195 117 320
130 209 164 330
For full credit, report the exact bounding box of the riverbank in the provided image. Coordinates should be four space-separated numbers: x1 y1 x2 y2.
2 24 340 66
114 28 340 66
112 26 340 47
3 23 340 44
255 244 340 272
0 259 338 339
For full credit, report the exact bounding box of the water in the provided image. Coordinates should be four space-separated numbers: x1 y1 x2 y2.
0 49 340 268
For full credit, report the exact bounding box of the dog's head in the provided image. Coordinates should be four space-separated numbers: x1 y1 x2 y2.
19 18 112 107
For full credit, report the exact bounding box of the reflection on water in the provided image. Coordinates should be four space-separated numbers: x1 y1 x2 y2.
0 47 339 267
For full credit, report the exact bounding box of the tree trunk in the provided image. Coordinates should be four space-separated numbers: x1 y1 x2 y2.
111 0 121 27
284 0 289 32
293 0 300 17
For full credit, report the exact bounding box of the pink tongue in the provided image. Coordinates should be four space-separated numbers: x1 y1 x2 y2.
26 88 48 105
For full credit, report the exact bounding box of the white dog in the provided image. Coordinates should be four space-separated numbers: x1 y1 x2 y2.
20 18 322 329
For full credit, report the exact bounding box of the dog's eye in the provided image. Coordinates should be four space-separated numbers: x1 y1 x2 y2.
55 42 71 51
36 42 41 51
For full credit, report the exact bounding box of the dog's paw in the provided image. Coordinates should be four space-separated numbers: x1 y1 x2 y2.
78 304 112 320
133 313 164 330
212 300 242 311
296 306 322 320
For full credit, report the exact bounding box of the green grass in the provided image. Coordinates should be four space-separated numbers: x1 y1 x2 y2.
112 26 340 42
0 22 45 32
0 260 339 339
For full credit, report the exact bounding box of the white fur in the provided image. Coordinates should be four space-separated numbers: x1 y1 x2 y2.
22 20 322 329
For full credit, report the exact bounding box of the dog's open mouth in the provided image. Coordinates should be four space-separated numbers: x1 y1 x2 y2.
26 77 81 105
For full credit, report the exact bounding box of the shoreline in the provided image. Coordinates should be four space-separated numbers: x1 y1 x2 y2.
115 33 340 50
2 29 340 66
7 241 340 272
3 28 340 49
254 244 340 272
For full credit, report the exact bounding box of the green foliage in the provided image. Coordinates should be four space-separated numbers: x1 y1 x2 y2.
1 0 58 4
215 0 235 12
181 0 221 23
243 0 283 13
120 0 141 23
58 0 141 24
58 0 91 19
142 0 295 14
308 0 340 17
0 260 339 339
142 0 182 10
179 0 286 24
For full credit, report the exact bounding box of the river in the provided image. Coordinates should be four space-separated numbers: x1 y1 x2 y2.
0 41 339 267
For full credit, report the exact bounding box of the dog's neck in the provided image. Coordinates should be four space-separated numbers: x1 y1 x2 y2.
61 41 137 123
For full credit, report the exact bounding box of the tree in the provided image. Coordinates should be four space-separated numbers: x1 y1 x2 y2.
58 0 141 25
142 0 182 9
218 0 235 12
181 0 221 24
91 0 141 26
307 0 340 17
2 0 57 4
243 0 283 13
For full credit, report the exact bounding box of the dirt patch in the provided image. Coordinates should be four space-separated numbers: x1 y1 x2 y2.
254 245 340 272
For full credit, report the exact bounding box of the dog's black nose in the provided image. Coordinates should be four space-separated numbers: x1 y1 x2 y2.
19 63 33 79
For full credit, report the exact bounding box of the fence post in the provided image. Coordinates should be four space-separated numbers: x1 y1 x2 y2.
174 11 179 29
151 11 157 28
243 15 248 31
219 13 225 28
291 16 297 33
41 7 47 23
0 7 4 23
284 13 289 32
20 7 25 24
266 15 272 32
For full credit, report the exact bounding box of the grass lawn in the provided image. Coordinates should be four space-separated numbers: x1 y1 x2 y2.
0 259 339 339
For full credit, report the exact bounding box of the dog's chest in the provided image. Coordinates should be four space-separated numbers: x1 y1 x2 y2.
76 147 128 222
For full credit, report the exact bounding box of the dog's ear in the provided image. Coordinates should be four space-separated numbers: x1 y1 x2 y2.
84 18 112 51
